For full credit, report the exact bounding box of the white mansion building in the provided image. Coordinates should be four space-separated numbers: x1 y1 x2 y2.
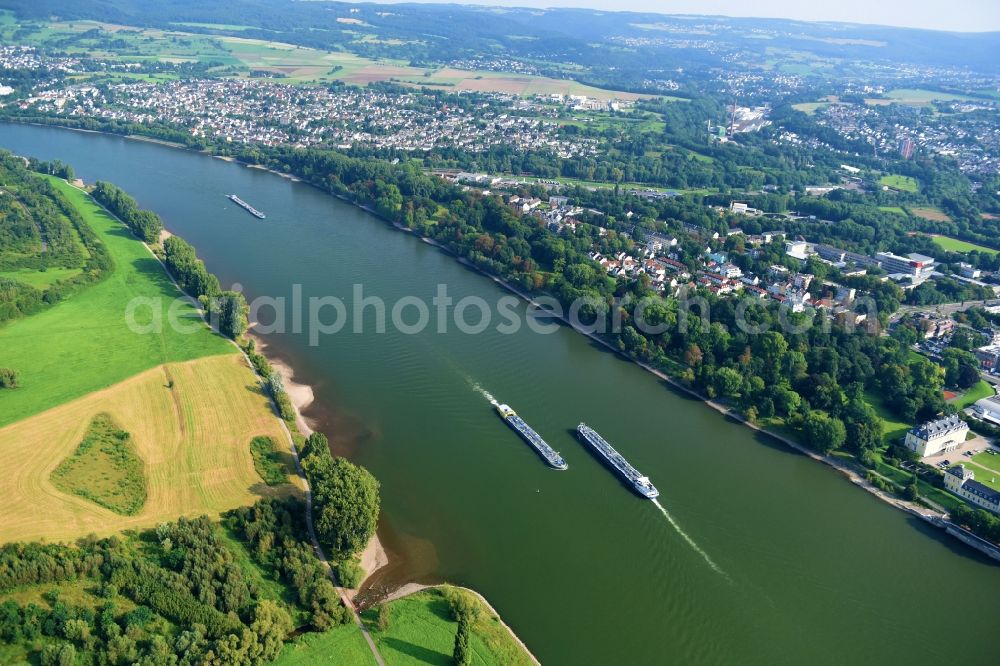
903 415 969 458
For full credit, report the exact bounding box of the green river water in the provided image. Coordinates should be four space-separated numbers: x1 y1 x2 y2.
3 124 998 665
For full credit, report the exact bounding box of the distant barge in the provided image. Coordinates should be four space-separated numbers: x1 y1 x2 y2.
576 424 658 498
227 194 266 219
496 404 568 470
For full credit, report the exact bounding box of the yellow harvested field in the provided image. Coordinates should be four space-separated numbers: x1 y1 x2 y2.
0 355 300 544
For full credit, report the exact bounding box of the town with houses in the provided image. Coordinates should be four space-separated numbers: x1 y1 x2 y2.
17 77 609 155
2 25 1000 524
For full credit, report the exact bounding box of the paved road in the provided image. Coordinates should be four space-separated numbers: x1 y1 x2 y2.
892 299 998 322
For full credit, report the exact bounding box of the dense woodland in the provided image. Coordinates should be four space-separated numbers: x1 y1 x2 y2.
0 497 364 664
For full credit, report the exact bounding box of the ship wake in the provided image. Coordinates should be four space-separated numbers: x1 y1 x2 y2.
652 499 727 578
470 381 499 406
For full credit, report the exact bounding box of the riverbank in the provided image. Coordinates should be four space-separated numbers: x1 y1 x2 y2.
47 120 992 558
381 212 972 540
248 329 391 588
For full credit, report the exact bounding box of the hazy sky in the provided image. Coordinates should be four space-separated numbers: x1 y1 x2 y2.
374 0 1000 32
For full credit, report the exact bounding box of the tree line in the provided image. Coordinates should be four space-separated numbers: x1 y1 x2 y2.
0 497 358 664
91 181 163 244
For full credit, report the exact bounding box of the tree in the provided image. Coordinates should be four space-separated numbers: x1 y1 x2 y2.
941 348 981 389
452 615 471 666
803 411 846 454
713 367 743 401
305 455 380 559
250 600 293 662
904 473 919 501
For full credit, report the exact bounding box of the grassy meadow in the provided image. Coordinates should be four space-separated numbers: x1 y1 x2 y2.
865 390 911 446
0 177 233 427
0 354 297 544
50 411 147 515
275 624 377 665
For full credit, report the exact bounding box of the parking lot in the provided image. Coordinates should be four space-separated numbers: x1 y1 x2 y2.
920 435 998 469
922 435 1000 471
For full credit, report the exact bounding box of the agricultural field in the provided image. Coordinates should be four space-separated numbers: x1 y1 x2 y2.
879 174 919 192
929 234 999 254
0 354 297 544
359 587 534 666
791 102 831 115
0 177 233 426
878 206 907 215
1 15 645 98
865 88 976 107
50 411 147 515
388 67 647 100
910 206 952 222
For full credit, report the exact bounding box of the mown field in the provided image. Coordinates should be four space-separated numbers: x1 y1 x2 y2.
0 354 297 544
930 234 999 255
879 174 919 193
0 177 233 427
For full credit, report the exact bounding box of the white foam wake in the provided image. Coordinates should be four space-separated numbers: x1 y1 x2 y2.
652 498 727 578
470 381 498 406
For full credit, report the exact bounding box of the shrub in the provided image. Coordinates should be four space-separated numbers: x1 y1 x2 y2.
0 367 19 389
335 557 363 589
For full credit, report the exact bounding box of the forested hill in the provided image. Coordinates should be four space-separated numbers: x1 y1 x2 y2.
3 0 998 77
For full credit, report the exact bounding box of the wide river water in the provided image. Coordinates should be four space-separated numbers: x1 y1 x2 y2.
4 124 999 665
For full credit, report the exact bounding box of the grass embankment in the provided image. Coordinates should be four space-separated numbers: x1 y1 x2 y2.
361 587 533 666
50 412 147 515
930 235 999 255
0 177 233 427
865 390 911 446
0 354 296 544
950 380 994 410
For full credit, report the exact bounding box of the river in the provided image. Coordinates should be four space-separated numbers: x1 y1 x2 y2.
4 124 999 666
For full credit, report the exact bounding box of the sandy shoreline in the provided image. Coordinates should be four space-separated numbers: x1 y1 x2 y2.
247 329 390 586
